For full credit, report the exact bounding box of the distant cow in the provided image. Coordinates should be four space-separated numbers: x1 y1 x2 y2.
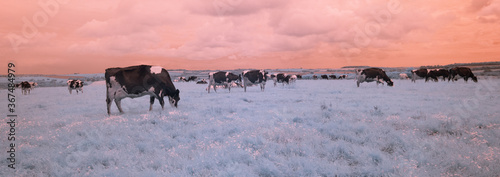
356 68 394 87
338 75 347 79
329 75 337 79
20 81 31 95
105 65 180 115
449 67 478 82
296 75 302 79
183 76 198 82
399 73 409 80
313 75 318 80
67 80 84 94
207 71 241 93
196 79 208 84
321 75 329 80
411 69 428 82
274 73 295 86
427 69 450 82
242 70 268 92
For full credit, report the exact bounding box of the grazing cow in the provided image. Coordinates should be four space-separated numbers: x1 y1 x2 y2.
399 73 409 80
296 75 302 79
274 73 295 86
67 80 84 94
242 70 268 92
183 76 198 82
196 79 208 84
329 75 337 79
105 65 180 115
338 75 347 79
20 81 32 95
207 71 241 93
427 69 450 82
449 67 478 82
411 69 428 82
321 75 329 80
356 68 394 87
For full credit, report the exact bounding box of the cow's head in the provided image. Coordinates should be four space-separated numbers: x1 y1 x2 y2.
167 89 180 107
387 80 394 86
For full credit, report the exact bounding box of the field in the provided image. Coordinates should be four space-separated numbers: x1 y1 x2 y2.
1 78 500 176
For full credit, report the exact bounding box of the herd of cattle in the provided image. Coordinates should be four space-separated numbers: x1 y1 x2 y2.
14 65 479 114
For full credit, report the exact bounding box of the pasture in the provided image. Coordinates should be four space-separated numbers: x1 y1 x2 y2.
1 79 499 176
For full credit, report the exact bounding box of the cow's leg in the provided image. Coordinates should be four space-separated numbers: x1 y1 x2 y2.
159 97 165 109
228 84 231 92
149 96 155 111
106 97 113 115
69 88 72 94
207 82 211 93
357 81 360 87
214 84 217 93
114 99 124 113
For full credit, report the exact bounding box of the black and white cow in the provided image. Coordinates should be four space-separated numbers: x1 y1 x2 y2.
242 70 268 92
338 75 347 79
449 67 478 82
105 65 180 115
273 73 296 86
20 81 32 95
329 75 337 79
67 80 84 94
356 68 394 87
427 69 450 82
184 76 198 82
321 75 329 80
207 71 241 93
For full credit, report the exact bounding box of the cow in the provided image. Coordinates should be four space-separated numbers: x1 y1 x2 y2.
67 80 84 94
313 75 318 80
20 81 31 95
242 70 268 92
196 79 208 84
399 73 409 80
449 67 478 82
329 75 337 79
411 68 428 82
184 76 198 82
105 65 180 115
427 69 450 82
356 68 394 87
338 75 347 79
207 71 241 93
274 73 295 86
321 75 329 80
296 74 302 79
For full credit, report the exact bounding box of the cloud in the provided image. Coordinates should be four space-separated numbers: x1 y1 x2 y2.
476 0 500 22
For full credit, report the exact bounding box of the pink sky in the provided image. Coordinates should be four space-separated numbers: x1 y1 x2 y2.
1 0 499 74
